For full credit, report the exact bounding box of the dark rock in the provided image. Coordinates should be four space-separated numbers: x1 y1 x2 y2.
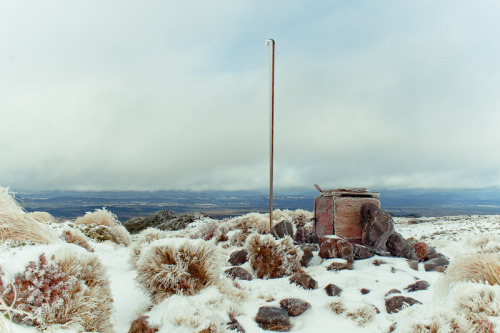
318 236 354 261
426 252 446 261
255 307 291 331
227 315 245 333
385 296 422 314
385 289 401 297
433 266 447 273
412 242 430 262
404 280 430 292
272 220 294 239
229 249 248 266
424 257 449 271
299 245 314 267
353 244 374 260
157 214 198 231
407 259 419 271
295 226 319 244
128 316 158 333
372 259 387 266
225 267 252 281
279 298 311 317
360 288 370 295
324 283 342 297
326 260 353 271
289 273 318 290
123 210 203 234
360 203 395 251
386 233 418 260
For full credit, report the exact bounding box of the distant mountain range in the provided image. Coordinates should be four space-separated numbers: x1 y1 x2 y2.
15 188 500 222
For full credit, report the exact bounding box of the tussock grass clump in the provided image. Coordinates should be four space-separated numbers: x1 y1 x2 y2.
75 208 131 246
327 299 377 327
0 186 59 244
440 253 500 288
27 211 55 224
61 229 94 252
245 234 302 279
129 228 168 269
136 238 222 304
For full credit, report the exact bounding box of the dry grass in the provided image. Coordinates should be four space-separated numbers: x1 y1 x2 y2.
245 234 302 279
75 208 132 246
26 211 55 224
129 228 168 269
61 229 94 252
136 239 222 304
0 187 60 244
439 253 500 289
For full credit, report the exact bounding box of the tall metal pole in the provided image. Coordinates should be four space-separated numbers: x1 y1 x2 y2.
265 39 275 233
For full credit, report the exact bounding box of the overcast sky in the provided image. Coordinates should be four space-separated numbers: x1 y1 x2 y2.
1 1 500 191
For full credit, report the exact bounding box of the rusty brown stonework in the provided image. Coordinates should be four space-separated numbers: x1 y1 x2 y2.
314 188 380 242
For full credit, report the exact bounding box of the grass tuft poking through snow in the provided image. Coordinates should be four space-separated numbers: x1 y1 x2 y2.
245 234 302 279
129 227 168 269
61 229 94 252
136 238 222 304
439 253 500 288
74 208 132 246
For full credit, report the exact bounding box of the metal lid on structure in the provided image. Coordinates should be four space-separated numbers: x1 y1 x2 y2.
314 184 380 199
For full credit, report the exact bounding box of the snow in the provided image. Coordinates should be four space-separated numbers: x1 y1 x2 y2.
1 214 500 332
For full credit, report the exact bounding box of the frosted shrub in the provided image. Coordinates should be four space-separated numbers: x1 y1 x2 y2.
27 211 55 223
75 208 132 246
129 227 168 269
136 238 222 304
0 186 59 244
327 299 376 327
245 234 302 279
61 229 94 252
440 253 500 288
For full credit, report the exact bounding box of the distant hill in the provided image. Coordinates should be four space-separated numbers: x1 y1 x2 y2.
15 188 500 222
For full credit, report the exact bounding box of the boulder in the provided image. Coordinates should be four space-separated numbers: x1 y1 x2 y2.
404 280 430 292
272 220 294 239
279 298 311 317
128 316 158 333
360 203 395 251
299 245 314 267
385 296 421 314
318 236 354 261
424 257 449 272
295 226 319 244
229 249 248 266
225 267 252 281
289 273 318 290
385 233 418 260
255 307 291 331
324 284 342 297
412 242 430 262
353 244 374 260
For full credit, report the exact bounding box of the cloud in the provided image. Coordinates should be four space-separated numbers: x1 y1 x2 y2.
1 1 500 191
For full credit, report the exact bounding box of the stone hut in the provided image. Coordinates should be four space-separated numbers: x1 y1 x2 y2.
314 186 380 243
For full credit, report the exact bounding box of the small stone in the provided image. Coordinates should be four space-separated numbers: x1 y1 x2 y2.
324 284 342 297
385 296 422 314
279 298 311 317
128 316 158 333
353 244 374 260
229 249 248 266
272 220 294 239
404 280 430 292
360 288 370 295
255 307 291 331
372 259 387 266
412 242 430 262
225 267 252 281
424 257 449 271
327 260 353 271
385 289 401 297
289 273 318 290
407 259 419 271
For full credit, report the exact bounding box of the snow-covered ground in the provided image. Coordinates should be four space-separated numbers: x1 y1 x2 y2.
1 214 500 333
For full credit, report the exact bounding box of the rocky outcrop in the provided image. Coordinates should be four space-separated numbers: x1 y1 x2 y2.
128 316 158 333
279 298 311 317
360 203 395 251
123 211 205 234
318 236 354 261
385 233 418 260
255 307 291 331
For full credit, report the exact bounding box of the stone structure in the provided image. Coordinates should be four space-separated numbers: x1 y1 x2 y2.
314 186 380 242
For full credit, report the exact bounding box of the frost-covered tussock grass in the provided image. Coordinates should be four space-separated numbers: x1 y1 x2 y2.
74 208 132 246
0 186 60 245
129 227 168 269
